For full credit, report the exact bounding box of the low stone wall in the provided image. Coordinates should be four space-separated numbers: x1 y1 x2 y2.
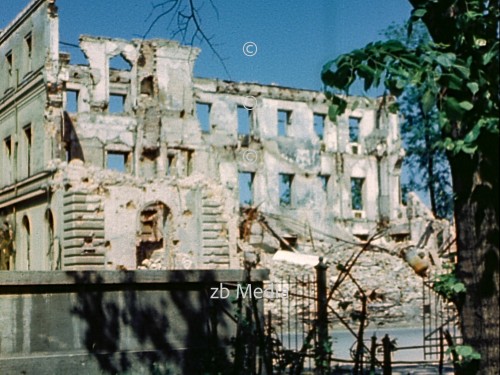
0 269 268 374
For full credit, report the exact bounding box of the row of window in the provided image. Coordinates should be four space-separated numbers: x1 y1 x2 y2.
238 172 365 211
2 32 33 89
2 125 33 185
2 210 55 271
103 149 194 177
196 102 361 142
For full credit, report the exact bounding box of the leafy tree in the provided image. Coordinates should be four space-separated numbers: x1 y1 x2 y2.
383 22 454 219
322 1 499 373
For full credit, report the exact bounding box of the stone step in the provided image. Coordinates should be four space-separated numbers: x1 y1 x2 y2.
202 223 225 231
203 249 229 257
202 231 222 239
63 203 102 214
63 213 104 223
64 221 104 232
63 255 105 266
64 248 106 257
63 194 101 205
203 239 228 248
202 200 221 208
63 264 105 271
201 256 229 265
202 215 226 224
63 229 105 240
64 238 106 248
202 207 223 215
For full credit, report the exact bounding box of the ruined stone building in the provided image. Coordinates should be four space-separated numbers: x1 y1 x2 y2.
0 0 448 283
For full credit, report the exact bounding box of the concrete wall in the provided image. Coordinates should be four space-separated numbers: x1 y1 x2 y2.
0 269 268 374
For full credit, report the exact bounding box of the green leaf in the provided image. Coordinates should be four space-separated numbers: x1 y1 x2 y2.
443 96 465 121
412 8 427 18
436 53 456 68
466 82 479 95
452 64 470 79
459 101 474 111
421 90 435 114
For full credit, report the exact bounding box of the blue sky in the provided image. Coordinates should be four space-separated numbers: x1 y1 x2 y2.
1 0 413 91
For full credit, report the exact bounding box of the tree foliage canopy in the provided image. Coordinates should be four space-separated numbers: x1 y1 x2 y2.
322 0 499 372
322 0 498 157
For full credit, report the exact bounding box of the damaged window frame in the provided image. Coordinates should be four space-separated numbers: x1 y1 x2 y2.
319 174 330 194
137 202 170 267
109 53 132 72
3 136 13 185
106 150 130 173
277 109 292 137
65 89 79 113
5 50 13 87
349 116 361 143
314 113 325 140
279 173 294 207
196 102 212 134
351 177 365 213
238 171 255 206
109 93 126 113
24 32 33 74
166 152 177 176
237 105 251 137
23 124 32 177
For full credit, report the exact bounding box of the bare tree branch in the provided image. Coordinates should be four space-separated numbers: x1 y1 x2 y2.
144 0 230 78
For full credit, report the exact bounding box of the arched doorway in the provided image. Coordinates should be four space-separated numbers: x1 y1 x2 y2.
136 202 170 267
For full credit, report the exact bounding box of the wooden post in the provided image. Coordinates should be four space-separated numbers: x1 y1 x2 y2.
370 334 377 374
382 334 392 375
315 257 329 374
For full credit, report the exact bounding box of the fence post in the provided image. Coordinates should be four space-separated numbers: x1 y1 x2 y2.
315 257 329 374
382 334 392 375
370 334 377 373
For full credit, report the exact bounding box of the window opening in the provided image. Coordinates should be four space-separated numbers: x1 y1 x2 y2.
349 117 361 143
197 103 211 133
279 173 294 207
6 50 13 86
137 202 168 266
46 210 55 270
22 216 31 270
140 76 154 96
66 90 79 112
277 110 291 136
314 114 325 140
24 125 32 176
238 172 255 206
25 32 32 72
351 177 365 211
237 106 250 135
107 151 128 172
109 94 126 113
109 54 132 71
184 150 194 176
3 137 13 185
166 153 176 176
319 174 330 193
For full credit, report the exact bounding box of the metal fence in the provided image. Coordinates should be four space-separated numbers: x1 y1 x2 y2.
422 279 462 360
263 273 319 373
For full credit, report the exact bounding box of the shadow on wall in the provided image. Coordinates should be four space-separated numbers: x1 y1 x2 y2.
64 111 85 162
68 271 233 374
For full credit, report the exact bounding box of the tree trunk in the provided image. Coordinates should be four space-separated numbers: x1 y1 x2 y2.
449 143 499 374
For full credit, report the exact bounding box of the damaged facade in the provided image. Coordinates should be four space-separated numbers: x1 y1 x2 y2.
0 0 451 304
